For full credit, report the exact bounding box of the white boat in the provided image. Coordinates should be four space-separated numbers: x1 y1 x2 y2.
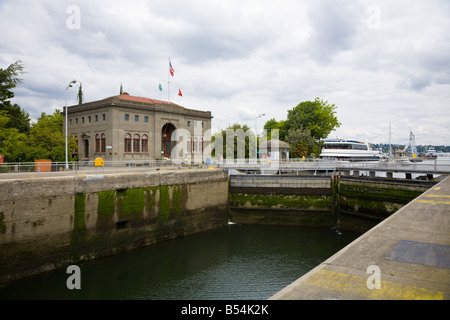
320 139 382 161
425 148 438 159
400 157 411 164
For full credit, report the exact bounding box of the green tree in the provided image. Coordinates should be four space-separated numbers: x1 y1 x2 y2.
0 111 29 162
212 123 256 159
0 103 31 134
263 118 287 141
77 82 84 105
0 110 8 128
0 61 30 134
0 60 24 105
27 110 77 161
286 98 341 143
286 127 317 158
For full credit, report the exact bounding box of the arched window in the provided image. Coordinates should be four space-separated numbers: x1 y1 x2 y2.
101 133 106 153
95 134 100 153
199 138 203 154
187 137 192 154
133 134 140 153
141 134 148 153
193 137 198 154
124 134 132 153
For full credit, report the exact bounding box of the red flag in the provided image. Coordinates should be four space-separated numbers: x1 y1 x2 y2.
178 89 182 97
169 61 175 77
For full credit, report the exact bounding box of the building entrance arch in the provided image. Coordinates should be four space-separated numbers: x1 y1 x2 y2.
81 133 90 160
161 123 176 158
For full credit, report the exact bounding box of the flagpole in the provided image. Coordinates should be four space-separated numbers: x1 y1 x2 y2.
168 57 170 103
159 80 179 98
164 58 180 103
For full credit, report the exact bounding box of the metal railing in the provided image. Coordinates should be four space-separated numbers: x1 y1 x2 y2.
1 157 450 177
0 159 212 177
218 157 450 174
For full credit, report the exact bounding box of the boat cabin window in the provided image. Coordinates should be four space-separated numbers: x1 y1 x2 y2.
352 144 368 150
324 143 368 150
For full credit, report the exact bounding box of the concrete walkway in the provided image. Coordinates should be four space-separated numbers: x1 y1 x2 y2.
270 175 450 300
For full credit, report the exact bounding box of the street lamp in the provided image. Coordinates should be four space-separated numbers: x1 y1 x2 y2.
255 113 265 160
65 80 77 170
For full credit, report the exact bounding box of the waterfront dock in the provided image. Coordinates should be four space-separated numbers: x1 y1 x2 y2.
270 175 450 300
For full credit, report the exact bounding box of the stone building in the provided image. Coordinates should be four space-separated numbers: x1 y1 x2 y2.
64 93 212 163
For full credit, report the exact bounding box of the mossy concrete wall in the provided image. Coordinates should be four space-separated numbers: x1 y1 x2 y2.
0 171 437 284
336 176 434 233
229 175 436 233
0 169 228 284
229 175 335 227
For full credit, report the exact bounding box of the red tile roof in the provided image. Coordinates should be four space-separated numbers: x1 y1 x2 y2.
114 93 180 106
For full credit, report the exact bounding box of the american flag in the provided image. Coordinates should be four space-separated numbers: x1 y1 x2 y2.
169 61 175 77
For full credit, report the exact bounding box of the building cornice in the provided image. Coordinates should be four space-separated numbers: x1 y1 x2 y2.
66 95 212 119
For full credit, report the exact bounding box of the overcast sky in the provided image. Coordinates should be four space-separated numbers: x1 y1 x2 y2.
1 0 449 145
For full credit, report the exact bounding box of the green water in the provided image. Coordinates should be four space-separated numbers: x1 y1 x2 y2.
0 224 360 300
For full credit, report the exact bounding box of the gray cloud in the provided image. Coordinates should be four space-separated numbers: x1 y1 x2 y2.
306 0 361 63
1 0 449 145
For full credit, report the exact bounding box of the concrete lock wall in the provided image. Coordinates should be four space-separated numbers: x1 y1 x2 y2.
229 175 335 227
0 171 437 284
229 175 436 233
0 169 228 284
336 176 435 233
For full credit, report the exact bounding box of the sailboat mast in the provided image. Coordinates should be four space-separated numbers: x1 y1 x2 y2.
389 121 392 159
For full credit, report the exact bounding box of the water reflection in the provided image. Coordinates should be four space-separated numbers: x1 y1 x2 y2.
0 224 359 300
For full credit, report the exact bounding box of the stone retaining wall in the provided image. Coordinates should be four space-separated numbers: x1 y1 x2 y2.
0 169 228 284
